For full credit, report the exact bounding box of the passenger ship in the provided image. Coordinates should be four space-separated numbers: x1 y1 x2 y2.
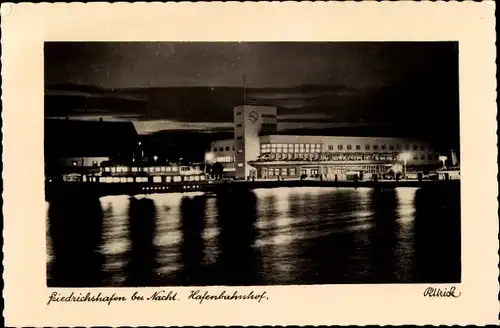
50 162 210 195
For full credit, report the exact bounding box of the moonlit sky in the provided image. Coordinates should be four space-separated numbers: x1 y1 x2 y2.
45 42 459 148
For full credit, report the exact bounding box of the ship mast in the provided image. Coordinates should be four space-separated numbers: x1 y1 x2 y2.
243 73 247 105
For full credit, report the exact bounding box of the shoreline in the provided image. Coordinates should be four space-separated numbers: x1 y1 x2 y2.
45 179 460 201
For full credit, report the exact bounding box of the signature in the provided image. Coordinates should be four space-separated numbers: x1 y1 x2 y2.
423 286 461 298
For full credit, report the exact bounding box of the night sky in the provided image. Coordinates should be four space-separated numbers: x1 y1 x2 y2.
45 42 459 150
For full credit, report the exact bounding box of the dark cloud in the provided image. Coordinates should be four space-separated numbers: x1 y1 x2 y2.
44 42 459 150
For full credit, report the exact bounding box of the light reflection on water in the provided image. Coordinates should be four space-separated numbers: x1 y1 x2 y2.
46 185 461 286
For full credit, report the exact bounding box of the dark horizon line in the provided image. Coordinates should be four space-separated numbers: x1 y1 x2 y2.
44 82 387 92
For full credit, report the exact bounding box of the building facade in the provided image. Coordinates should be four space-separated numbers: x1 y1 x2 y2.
208 105 442 180
207 139 236 177
250 135 441 180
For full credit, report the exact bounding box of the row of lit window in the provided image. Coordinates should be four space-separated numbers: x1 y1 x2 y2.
213 146 236 152
89 175 205 183
262 143 322 149
268 167 297 176
103 166 201 173
216 156 234 163
327 144 429 151
259 152 438 161
261 143 323 153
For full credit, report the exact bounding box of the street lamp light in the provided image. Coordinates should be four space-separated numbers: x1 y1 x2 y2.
204 152 215 163
398 152 412 178
439 155 448 169
153 155 158 162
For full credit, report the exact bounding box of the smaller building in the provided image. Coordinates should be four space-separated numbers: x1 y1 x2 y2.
206 139 236 177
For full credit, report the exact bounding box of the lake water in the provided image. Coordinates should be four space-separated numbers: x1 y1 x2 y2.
46 184 461 286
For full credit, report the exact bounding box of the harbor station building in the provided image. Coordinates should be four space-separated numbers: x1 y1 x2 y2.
207 105 443 180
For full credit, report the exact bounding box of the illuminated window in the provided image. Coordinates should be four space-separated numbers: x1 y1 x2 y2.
173 176 182 182
104 167 111 172
172 167 178 172
155 167 161 172
282 168 289 176
165 176 172 182
127 177 134 183
110 167 116 172
290 168 296 176
113 177 120 183
131 167 138 172
194 176 200 181
237 163 244 168
135 177 141 183
237 149 243 154
269 168 275 176
153 176 162 183
199 175 205 181
356 145 361 150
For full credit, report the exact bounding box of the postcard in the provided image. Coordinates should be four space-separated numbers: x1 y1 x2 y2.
2 2 498 326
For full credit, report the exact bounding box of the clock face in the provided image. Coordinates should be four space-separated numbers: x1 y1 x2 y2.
248 110 260 124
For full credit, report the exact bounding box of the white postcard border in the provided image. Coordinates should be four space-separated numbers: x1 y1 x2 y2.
2 2 498 326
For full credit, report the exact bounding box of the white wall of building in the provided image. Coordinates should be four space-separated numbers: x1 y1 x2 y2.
207 139 236 175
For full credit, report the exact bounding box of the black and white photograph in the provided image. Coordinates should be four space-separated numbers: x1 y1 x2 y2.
44 41 462 287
